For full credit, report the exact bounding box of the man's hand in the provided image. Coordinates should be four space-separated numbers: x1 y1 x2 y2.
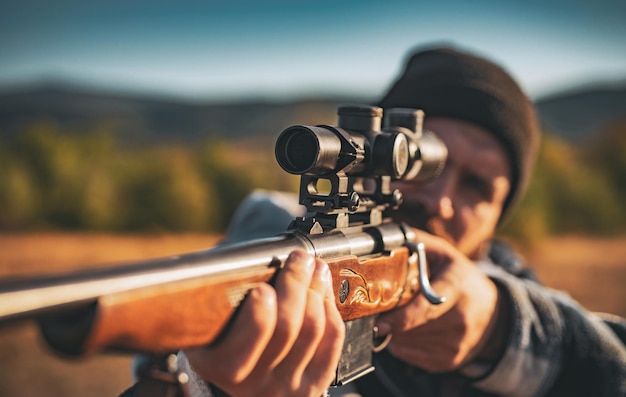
183 250 345 397
376 229 507 373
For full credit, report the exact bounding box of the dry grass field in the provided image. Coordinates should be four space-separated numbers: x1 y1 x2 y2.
0 234 221 397
0 233 624 397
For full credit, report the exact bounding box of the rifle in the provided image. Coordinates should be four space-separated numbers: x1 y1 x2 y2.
0 105 447 393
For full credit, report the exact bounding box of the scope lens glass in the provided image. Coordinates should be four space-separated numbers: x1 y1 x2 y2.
284 129 318 173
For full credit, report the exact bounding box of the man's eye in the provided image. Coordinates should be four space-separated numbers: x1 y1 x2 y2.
463 175 492 197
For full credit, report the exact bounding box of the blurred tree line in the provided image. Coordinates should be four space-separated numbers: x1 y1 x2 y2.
0 120 624 243
500 119 626 244
0 122 298 232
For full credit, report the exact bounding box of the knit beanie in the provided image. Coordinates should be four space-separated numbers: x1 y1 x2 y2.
378 45 539 222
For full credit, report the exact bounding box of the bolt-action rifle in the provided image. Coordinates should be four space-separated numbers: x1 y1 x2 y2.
0 105 447 394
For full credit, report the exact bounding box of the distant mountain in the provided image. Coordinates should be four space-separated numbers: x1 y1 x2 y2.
0 83 350 145
535 83 626 141
0 81 624 144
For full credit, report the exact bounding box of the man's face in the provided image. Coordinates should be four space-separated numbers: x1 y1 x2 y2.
392 117 512 259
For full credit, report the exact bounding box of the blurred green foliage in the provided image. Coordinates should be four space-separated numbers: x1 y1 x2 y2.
0 122 297 232
500 120 626 244
1 120 624 242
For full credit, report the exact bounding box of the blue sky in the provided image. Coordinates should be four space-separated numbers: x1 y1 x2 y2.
0 0 625 101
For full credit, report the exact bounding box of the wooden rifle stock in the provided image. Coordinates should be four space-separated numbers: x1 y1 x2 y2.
0 223 421 358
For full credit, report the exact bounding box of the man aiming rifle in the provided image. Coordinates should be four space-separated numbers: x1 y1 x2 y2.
1 44 623 397
154 46 625 396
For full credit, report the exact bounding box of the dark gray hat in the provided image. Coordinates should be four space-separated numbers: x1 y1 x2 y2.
378 45 540 221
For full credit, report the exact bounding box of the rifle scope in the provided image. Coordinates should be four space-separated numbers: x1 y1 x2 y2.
275 105 447 182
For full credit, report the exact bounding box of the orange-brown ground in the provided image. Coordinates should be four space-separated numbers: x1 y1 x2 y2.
0 233 624 397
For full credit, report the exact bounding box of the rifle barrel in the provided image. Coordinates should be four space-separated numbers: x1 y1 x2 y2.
0 223 410 323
